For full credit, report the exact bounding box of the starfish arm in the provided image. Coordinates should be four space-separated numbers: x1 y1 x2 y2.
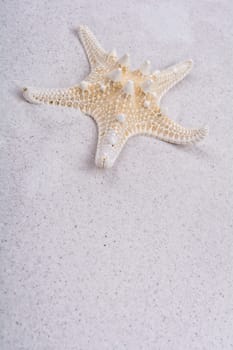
137 112 208 144
22 85 88 109
78 25 108 69
91 108 128 168
153 60 193 103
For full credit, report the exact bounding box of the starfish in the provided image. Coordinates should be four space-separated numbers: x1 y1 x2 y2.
23 25 208 168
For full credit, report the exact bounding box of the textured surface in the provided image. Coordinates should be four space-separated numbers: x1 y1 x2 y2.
1 1 233 349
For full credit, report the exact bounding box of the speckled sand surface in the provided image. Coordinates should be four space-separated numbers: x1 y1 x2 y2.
1 1 233 349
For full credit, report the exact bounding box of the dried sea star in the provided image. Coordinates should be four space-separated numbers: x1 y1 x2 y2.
23 25 208 168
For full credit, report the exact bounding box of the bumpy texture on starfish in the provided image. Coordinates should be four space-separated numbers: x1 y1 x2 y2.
23 25 208 168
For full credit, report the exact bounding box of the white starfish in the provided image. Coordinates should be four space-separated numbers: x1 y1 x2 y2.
23 25 208 168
